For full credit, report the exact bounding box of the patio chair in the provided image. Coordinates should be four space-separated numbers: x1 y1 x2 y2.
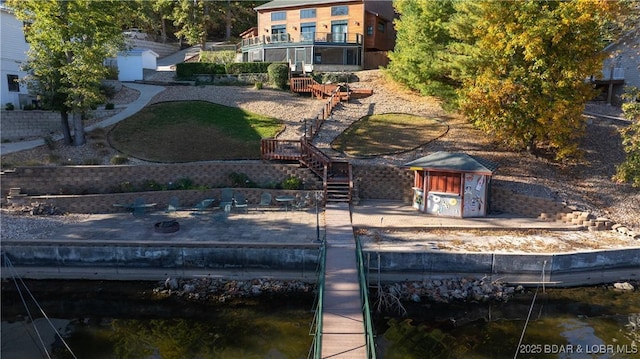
132 198 148 217
191 198 215 215
233 192 248 213
165 196 181 213
257 192 272 210
292 193 311 211
219 188 234 209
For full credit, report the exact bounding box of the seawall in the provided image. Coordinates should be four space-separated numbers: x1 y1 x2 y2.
2 240 639 286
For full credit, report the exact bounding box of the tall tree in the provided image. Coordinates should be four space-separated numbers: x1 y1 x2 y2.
173 0 212 49
615 86 640 187
9 0 129 146
385 0 457 98
451 0 622 159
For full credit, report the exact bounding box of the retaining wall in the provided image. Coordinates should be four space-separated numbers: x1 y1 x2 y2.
1 241 320 281
0 108 123 141
2 162 635 236
3 240 638 285
1 161 321 197
362 248 640 286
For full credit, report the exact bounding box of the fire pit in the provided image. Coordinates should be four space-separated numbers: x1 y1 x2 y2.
154 220 180 234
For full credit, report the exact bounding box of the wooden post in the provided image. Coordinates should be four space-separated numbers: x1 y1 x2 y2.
607 65 615 105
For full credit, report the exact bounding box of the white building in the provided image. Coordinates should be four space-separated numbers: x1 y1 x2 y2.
116 48 158 82
595 30 640 104
0 5 31 109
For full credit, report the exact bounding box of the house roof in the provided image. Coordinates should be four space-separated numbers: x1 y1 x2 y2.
403 152 499 174
117 48 159 57
255 0 358 11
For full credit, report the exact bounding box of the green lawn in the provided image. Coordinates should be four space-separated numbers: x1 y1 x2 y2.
331 113 448 157
109 101 283 162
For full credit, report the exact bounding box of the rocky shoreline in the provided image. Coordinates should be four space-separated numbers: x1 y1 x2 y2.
152 276 637 310
148 277 616 308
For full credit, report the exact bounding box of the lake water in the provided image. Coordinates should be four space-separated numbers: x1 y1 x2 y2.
1 280 315 359
374 285 640 358
2 280 639 359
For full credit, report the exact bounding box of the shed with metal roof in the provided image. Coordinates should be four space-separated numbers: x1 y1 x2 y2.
403 152 499 217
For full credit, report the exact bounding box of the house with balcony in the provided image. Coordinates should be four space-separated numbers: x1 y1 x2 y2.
593 30 640 104
239 0 395 72
1 4 32 109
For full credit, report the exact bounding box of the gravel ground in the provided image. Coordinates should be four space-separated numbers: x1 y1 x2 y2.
1 70 638 235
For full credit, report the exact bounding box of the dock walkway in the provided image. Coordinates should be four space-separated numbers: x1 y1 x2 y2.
321 203 367 358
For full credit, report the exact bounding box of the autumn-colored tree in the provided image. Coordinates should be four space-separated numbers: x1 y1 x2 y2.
615 86 640 187
452 0 622 159
9 0 129 146
385 0 457 99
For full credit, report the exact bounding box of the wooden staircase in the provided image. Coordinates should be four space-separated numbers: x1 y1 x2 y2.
260 76 364 204
299 141 352 204
261 139 352 204
325 161 352 203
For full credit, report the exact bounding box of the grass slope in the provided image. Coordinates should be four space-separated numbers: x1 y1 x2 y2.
109 101 283 162
331 113 448 157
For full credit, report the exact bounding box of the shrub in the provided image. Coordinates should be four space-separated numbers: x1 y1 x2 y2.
199 50 236 65
226 62 277 74
229 172 257 187
5 102 14 110
254 81 263 90
105 103 115 110
321 72 359 84
119 181 135 192
110 155 130 165
282 176 302 190
43 135 55 150
170 177 194 190
268 63 290 89
141 179 163 191
176 63 226 79
100 83 117 100
83 157 102 165
105 66 119 80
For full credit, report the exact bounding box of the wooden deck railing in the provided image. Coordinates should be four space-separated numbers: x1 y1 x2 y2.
260 139 303 161
291 77 316 93
300 140 331 179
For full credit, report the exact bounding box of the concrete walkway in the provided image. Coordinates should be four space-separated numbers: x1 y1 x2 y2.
0 82 165 155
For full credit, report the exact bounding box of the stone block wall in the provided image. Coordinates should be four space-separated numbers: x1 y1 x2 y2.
0 161 322 198
8 188 319 214
352 164 414 202
490 187 570 218
0 108 123 141
3 162 635 237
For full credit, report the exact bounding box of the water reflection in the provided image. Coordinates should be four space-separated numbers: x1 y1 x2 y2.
1 280 313 359
375 286 640 359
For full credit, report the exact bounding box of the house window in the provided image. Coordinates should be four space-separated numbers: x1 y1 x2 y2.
366 26 373 36
331 5 348 16
271 11 286 21
331 20 348 42
300 22 316 41
429 172 461 195
271 24 287 42
7 74 19 92
300 8 316 19
377 21 386 33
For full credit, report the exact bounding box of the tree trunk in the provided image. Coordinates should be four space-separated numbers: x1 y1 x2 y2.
225 1 232 42
59 112 72 145
201 1 209 50
72 112 86 146
161 18 167 44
